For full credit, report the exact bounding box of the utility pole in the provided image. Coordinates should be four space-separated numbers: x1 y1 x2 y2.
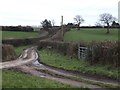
61 16 64 37
118 1 120 24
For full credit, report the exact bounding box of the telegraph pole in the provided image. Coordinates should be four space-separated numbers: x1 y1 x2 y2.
61 16 64 37
118 1 120 24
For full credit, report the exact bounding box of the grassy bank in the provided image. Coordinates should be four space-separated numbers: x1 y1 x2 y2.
2 31 39 39
2 69 78 88
64 28 118 42
39 49 119 80
15 45 31 56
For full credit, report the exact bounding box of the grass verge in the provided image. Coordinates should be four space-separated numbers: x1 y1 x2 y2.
35 68 120 88
2 69 79 88
39 49 119 80
15 45 31 56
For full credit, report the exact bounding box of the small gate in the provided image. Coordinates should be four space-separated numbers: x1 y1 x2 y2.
78 46 87 60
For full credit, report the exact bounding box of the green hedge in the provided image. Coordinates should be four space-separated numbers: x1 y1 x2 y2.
86 41 119 67
37 40 119 67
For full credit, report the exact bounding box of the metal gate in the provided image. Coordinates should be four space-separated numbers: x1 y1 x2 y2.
78 46 87 60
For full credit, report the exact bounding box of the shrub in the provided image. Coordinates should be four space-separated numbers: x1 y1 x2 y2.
2 44 16 61
37 40 78 58
86 41 119 67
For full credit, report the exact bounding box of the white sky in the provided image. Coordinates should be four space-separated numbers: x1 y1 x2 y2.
0 0 119 26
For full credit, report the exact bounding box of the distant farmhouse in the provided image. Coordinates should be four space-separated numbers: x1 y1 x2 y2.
111 21 120 27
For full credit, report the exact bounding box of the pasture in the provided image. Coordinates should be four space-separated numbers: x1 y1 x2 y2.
64 28 118 42
2 31 39 39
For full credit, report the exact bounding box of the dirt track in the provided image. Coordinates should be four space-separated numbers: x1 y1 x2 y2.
0 47 37 69
1 47 120 89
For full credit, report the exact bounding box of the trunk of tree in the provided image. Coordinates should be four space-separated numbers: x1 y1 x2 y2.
106 23 110 34
77 23 80 30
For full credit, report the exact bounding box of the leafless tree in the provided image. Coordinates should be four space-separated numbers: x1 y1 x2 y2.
74 15 84 30
99 13 116 34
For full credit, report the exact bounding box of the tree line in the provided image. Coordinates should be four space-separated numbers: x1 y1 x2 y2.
2 26 34 32
41 13 119 34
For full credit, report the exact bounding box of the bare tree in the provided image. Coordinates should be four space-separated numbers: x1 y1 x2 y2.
74 15 84 30
99 13 116 34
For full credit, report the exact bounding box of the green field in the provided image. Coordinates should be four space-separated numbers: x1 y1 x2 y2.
2 31 40 39
64 28 118 42
2 69 76 88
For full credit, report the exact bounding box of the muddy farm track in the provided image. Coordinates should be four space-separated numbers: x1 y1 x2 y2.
1 47 120 89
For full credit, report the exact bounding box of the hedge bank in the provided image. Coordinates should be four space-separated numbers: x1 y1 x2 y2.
37 40 119 67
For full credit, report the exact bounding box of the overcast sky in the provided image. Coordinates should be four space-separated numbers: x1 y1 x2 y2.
0 0 119 26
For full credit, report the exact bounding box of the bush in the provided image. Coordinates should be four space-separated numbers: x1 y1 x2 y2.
86 41 119 67
2 44 16 61
37 40 78 58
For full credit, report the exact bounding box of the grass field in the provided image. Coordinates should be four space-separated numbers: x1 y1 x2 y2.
2 69 77 88
2 31 40 39
64 28 118 42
